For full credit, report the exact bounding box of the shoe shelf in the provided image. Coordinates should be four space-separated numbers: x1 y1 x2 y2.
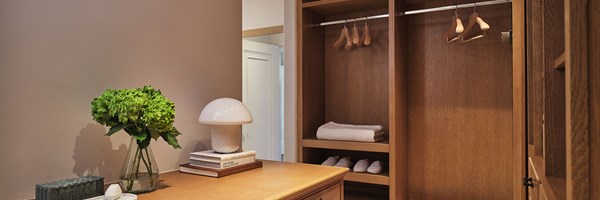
344 171 390 185
302 137 389 153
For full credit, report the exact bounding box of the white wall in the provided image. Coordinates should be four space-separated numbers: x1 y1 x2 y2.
283 0 297 162
0 1 241 199
243 0 284 30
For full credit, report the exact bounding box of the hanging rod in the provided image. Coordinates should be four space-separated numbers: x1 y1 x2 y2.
312 0 512 27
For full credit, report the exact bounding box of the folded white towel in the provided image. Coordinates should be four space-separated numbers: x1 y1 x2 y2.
324 122 383 132
316 122 385 142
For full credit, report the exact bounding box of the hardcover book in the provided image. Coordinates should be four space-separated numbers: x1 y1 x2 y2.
189 150 256 162
189 156 256 169
179 160 263 178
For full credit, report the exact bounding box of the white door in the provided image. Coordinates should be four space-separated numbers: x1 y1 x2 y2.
242 40 282 161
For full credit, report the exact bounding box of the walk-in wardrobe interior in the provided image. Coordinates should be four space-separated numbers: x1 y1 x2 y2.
297 0 520 199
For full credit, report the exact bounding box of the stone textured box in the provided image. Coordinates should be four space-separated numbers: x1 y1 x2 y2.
35 176 104 200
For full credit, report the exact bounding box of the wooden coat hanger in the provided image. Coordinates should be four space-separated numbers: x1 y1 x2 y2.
352 19 360 45
444 5 464 43
460 3 490 43
333 20 353 49
359 18 371 46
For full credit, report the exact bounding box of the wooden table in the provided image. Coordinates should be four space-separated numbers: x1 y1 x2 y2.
138 160 348 200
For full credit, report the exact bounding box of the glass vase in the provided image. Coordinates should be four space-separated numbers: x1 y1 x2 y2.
119 138 159 193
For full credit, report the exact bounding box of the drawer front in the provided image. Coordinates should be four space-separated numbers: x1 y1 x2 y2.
303 182 342 200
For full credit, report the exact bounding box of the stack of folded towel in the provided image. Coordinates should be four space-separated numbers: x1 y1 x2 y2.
316 122 385 142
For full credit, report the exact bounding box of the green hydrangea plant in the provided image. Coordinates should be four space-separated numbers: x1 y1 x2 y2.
91 86 181 149
91 86 181 192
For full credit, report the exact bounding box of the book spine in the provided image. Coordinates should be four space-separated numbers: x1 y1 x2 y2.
190 156 255 169
217 161 263 177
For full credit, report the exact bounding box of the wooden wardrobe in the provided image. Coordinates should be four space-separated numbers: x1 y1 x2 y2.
295 0 596 199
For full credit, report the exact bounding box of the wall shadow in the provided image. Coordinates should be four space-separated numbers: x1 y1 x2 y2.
176 138 210 165
72 123 127 181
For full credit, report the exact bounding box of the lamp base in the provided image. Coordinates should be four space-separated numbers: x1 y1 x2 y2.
211 125 242 153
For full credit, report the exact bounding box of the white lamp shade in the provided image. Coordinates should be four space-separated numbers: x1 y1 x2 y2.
199 98 253 125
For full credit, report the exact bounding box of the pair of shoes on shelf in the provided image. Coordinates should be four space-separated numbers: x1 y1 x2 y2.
321 156 354 168
353 159 383 174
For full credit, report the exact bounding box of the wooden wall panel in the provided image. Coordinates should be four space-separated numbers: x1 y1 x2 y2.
543 0 566 178
299 9 325 161
323 10 389 129
406 3 513 199
589 0 599 199
565 0 589 198
526 0 534 145
390 0 408 199
530 0 544 157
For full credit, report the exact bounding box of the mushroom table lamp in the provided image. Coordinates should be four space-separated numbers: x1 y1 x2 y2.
199 98 253 153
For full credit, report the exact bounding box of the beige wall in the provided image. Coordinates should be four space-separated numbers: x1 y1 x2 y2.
0 1 241 199
242 0 284 30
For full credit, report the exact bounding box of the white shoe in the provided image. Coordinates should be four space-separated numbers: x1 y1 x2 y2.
321 156 339 166
367 161 383 174
334 157 353 168
353 159 369 172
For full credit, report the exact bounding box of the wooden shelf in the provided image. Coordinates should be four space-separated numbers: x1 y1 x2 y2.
554 52 565 69
344 171 389 185
303 138 389 153
302 0 387 15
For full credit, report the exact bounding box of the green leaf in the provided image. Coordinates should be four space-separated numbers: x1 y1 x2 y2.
106 123 130 136
138 135 151 149
161 132 181 149
150 129 160 140
130 130 147 141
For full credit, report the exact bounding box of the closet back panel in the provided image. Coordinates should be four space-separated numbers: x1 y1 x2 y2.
405 2 513 199
300 9 325 142
324 10 390 129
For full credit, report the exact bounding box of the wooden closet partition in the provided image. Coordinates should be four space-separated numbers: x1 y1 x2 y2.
404 1 513 199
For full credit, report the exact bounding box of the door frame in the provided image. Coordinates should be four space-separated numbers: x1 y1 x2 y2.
513 0 526 199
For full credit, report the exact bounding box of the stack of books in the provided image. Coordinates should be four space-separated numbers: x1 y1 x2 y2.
179 150 262 178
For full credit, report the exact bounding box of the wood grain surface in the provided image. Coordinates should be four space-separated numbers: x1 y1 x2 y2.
405 1 513 199
543 0 566 178
137 161 348 200
565 0 590 199
589 1 599 199
389 0 408 199
323 9 390 130
529 0 545 158
513 0 527 198
298 8 326 163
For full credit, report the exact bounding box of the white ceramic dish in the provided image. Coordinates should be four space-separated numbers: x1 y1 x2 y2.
84 193 137 200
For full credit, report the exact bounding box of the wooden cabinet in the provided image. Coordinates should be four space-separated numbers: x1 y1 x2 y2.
297 0 520 199
297 0 400 198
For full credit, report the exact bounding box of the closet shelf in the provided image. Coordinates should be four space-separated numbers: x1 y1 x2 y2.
554 52 565 69
344 171 390 185
302 0 387 16
303 138 389 153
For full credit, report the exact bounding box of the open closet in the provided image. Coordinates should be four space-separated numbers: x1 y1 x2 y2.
296 0 524 199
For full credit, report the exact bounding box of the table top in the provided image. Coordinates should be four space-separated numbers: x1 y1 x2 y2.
137 160 348 200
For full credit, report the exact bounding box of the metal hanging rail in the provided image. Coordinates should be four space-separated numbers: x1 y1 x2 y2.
312 0 512 27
